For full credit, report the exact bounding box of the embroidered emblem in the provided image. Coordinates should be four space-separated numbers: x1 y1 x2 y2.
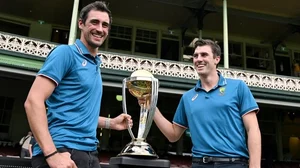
82 60 87 67
192 94 198 101
219 87 225 95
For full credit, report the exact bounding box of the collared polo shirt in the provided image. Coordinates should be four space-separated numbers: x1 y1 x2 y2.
173 73 259 158
33 39 103 156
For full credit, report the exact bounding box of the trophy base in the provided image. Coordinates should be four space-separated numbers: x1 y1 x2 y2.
109 156 170 168
118 139 158 158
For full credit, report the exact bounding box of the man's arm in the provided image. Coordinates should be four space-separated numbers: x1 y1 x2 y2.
19 137 25 145
24 76 77 167
28 143 33 158
153 108 186 142
24 76 57 156
28 138 35 158
98 117 107 128
243 111 261 168
98 114 132 130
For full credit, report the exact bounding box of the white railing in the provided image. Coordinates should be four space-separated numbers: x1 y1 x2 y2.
1 31 300 92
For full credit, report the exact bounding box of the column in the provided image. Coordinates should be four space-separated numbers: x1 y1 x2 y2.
68 0 80 44
223 0 229 68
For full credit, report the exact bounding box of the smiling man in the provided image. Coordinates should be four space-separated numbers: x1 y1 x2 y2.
24 1 132 168
153 39 261 168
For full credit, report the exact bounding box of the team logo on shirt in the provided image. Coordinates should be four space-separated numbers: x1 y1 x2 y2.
219 87 225 96
82 60 87 67
191 94 198 101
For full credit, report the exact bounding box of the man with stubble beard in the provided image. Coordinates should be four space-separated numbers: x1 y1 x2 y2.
25 1 132 168
151 39 261 168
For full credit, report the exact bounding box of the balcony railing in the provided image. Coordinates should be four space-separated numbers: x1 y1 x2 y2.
0 31 300 93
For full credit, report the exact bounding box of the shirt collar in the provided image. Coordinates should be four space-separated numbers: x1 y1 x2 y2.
74 39 102 64
195 71 227 91
75 39 91 55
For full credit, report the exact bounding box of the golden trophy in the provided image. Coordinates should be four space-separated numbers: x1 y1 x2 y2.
118 69 159 158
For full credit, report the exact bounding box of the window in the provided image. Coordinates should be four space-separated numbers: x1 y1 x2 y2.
294 51 300 61
51 29 69 44
246 45 272 71
108 25 132 51
160 39 179 61
135 29 157 55
160 33 180 61
218 41 243 68
0 96 14 133
0 20 29 36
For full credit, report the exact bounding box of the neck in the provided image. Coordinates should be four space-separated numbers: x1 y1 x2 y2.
80 38 98 57
199 71 219 91
86 46 98 57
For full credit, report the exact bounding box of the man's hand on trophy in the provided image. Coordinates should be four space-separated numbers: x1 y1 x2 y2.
137 94 151 108
137 98 145 106
111 114 133 130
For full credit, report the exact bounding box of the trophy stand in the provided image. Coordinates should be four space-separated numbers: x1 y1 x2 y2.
109 70 170 168
109 156 170 168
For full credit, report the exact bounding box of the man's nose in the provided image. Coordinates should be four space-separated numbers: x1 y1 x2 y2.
96 24 103 32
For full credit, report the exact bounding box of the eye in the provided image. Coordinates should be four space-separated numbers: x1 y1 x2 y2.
201 53 208 57
102 22 109 28
91 20 99 25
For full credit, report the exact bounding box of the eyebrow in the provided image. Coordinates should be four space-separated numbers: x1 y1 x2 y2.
90 18 110 25
193 52 209 56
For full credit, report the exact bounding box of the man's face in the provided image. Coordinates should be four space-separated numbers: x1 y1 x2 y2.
78 10 110 49
193 45 220 76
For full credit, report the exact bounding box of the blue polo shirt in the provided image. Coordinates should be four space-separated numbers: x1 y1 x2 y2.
33 39 103 156
173 73 259 158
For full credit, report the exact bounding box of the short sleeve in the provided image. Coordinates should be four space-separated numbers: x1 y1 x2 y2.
238 81 259 116
173 96 188 128
38 45 73 86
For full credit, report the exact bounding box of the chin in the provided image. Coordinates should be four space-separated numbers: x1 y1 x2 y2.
96 42 103 47
90 41 103 48
196 70 204 74
197 71 208 76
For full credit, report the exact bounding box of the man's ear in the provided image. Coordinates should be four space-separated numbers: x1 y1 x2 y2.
78 19 84 30
215 56 221 65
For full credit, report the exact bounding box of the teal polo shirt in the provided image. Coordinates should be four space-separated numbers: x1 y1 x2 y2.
33 39 103 156
173 73 259 158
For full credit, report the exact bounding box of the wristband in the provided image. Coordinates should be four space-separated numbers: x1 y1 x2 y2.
44 150 58 160
105 118 110 129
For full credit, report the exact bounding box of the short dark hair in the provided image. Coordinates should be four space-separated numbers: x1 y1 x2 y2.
79 1 112 25
193 39 221 58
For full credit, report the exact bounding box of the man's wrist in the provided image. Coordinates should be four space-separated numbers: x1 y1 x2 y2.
44 150 58 160
105 118 111 129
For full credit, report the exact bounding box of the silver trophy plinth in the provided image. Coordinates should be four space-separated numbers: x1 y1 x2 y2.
118 70 159 158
